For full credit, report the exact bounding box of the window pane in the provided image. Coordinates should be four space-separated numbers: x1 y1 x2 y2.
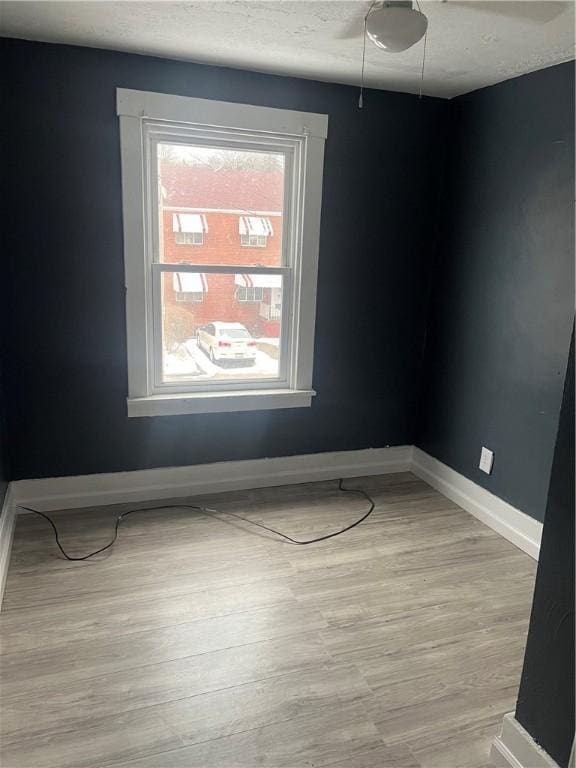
161 272 283 384
158 144 284 266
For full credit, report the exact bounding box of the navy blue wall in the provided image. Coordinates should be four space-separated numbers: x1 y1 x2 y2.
0 369 8 507
418 62 575 521
516 328 574 768
0 38 448 480
0 38 573 520
0 161 9 507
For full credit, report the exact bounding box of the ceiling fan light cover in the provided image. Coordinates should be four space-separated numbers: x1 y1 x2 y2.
366 6 428 52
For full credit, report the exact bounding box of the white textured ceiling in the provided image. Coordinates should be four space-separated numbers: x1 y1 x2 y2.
0 1 574 98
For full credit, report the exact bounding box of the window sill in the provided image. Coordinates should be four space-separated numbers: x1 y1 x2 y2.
127 389 316 417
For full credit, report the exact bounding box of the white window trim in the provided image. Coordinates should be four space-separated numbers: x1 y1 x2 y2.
117 89 327 417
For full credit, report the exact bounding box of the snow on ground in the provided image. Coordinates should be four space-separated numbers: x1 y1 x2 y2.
164 338 279 381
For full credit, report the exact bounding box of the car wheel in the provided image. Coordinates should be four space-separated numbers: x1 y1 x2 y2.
209 347 216 363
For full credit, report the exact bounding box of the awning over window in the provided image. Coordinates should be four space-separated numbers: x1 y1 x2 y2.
234 274 282 289
172 213 209 233
238 216 274 237
173 272 208 293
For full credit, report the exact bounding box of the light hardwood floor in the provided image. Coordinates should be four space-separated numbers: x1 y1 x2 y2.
0 473 537 768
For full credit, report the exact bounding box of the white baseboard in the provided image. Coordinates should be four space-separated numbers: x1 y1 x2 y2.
12 446 413 512
11 446 541 560
0 484 16 611
2 443 540 608
491 713 560 768
412 448 541 560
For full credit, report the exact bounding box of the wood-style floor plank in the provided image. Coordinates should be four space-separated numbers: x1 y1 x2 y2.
0 605 327 694
109 701 383 768
0 472 536 768
1 633 336 743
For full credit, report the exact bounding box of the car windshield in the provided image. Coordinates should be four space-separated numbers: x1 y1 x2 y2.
223 329 251 339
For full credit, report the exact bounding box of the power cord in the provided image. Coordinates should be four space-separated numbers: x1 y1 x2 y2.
17 478 376 561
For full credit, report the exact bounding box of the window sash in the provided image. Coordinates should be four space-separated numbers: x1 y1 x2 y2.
152 264 292 392
148 127 294 268
146 127 296 394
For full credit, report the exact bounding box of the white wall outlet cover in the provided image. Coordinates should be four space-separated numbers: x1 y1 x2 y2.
479 447 494 475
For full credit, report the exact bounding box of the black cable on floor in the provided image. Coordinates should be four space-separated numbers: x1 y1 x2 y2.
17 479 376 561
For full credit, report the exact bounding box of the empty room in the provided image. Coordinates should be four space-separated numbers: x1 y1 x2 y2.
0 2 574 767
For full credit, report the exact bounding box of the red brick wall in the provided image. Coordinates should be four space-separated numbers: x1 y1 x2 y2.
162 210 282 340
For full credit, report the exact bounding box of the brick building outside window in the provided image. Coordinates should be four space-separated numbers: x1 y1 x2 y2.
160 162 283 345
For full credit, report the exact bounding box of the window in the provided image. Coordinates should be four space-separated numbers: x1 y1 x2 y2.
175 291 204 303
239 216 271 247
236 286 264 302
118 89 327 416
172 271 207 304
175 232 203 246
173 213 207 245
240 234 267 247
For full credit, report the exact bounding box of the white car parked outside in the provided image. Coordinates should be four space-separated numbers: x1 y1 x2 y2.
197 322 257 365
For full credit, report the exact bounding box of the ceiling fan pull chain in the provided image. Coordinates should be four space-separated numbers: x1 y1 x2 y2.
419 28 428 99
359 3 371 108
413 0 428 99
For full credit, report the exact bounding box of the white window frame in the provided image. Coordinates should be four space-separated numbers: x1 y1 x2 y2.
117 89 327 417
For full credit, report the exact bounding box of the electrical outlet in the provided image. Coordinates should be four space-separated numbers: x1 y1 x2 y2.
479 447 494 475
